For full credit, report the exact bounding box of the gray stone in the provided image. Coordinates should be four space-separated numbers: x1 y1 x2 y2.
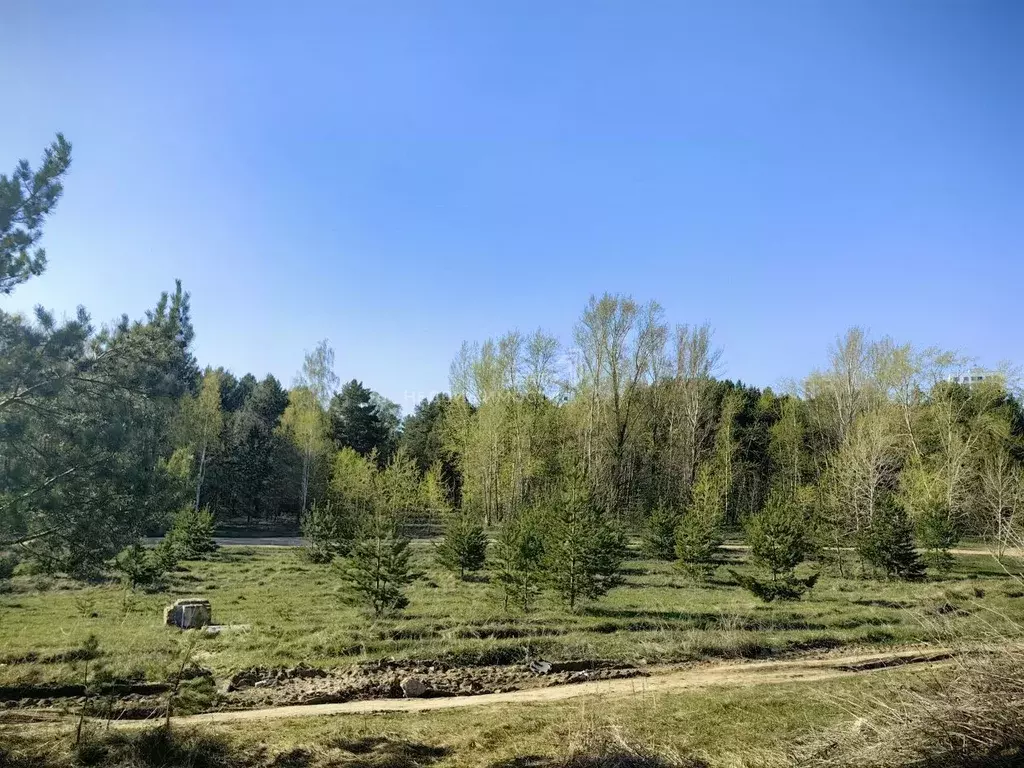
529 660 552 675
400 676 428 697
163 598 212 629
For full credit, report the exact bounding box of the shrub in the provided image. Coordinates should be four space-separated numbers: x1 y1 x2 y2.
800 641 1024 767
0 552 18 581
436 511 488 578
641 502 681 560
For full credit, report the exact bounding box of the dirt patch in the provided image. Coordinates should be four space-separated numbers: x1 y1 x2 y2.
2 650 954 725
222 657 644 710
836 651 954 672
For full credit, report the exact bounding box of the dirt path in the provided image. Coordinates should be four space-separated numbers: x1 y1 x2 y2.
86 648 950 728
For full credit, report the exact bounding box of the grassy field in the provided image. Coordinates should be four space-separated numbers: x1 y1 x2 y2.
2 670 921 767
2 542 1022 688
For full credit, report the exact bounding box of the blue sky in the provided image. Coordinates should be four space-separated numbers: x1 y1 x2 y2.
3 1 1022 411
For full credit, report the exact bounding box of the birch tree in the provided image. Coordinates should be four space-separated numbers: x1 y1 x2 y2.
178 369 224 510
573 293 666 518
284 340 338 516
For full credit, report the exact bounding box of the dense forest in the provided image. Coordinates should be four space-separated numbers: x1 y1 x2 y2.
3 136 1023 587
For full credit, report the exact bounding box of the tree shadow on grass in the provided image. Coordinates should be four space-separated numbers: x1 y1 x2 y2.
322 736 451 767
582 606 731 624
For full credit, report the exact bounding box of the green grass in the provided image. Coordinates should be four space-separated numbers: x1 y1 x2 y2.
2 672 917 767
1 543 1022 688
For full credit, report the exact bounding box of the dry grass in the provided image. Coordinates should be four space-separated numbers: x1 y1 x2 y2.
798 625 1024 767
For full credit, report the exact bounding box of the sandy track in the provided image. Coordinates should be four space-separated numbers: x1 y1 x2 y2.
77 648 949 728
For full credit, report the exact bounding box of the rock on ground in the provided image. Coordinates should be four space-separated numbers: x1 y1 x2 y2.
400 677 429 697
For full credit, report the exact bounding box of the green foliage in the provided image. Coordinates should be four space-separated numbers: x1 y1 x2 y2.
0 552 18 581
641 502 680 560
329 379 397 462
113 543 163 589
341 509 413 616
217 375 291 522
916 506 958 573
167 506 217 560
150 539 180 573
730 570 819 602
400 393 452 474
675 464 725 578
856 501 925 581
675 513 723 579
436 511 488 578
301 499 352 563
0 137 198 575
2 241 197 576
746 490 812 580
543 481 625 608
492 512 546 612
278 385 331 515
0 134 72 294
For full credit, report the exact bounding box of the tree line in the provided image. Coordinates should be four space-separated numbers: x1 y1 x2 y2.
3 136 1023 601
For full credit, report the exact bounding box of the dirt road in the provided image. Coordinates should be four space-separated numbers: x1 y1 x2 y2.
97 648 951 727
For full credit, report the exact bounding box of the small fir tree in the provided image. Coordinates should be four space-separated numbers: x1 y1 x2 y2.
641 501 680 560
113 543 162 589
166 506 217 559
543 481 625 608
436 511 488 579
341 506 413 616
675 464 724 578
856 500 925 581
492 513 545 612
301 499 351 563
916 503 958 573
747 490 812 581
734 489 817 602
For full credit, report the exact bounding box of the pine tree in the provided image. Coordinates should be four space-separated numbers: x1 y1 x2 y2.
167 506 217 559
734 489 817 602
492 513 545 612
301 499 352 563
641 501 680 560
341 506 413 615
543 481 625 608
329 379 395 460
436 511 488 579
856 500 925 580
675 464 724 578
746 490 812 581
0 134 71 294
114 543 162 589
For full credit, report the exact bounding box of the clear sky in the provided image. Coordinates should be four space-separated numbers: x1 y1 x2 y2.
3 1 1022 412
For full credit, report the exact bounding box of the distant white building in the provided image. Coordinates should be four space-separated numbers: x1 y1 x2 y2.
948 368 1003 387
